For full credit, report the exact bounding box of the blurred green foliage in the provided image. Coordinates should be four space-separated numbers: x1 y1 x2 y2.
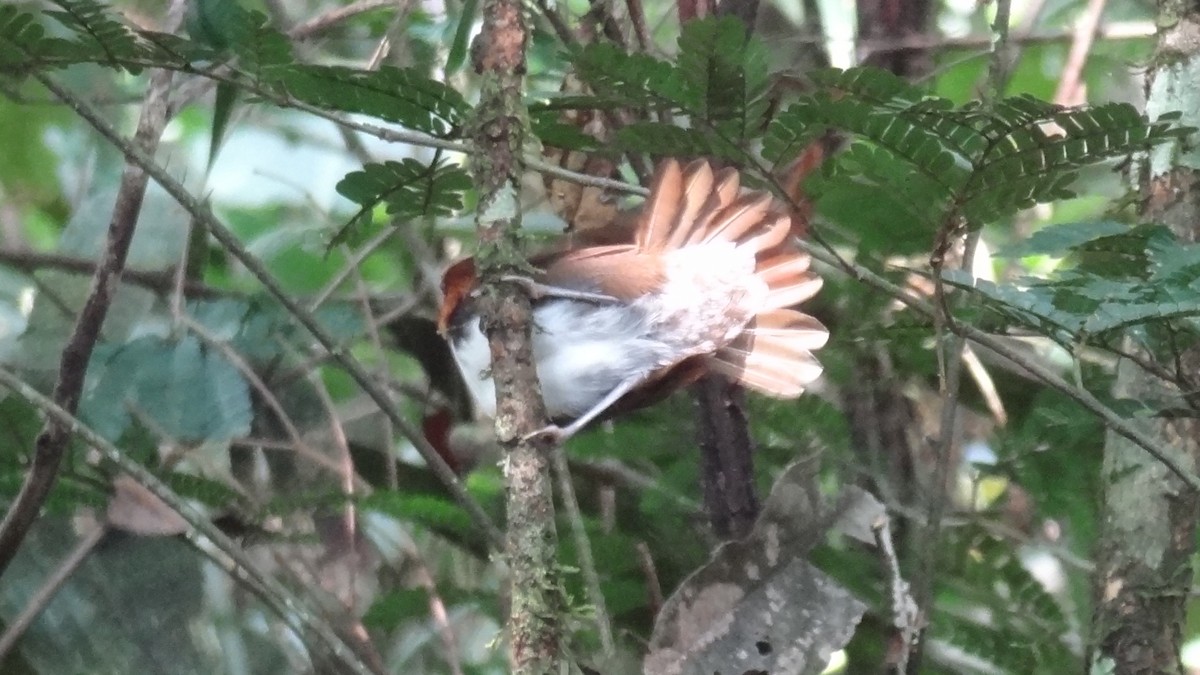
0 0 1193 673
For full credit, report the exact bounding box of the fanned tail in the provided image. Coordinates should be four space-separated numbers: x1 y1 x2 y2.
635 159 829 396
708 309 828 397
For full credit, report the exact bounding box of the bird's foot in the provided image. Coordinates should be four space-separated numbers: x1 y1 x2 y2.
522 424 572 446
499 275 619 306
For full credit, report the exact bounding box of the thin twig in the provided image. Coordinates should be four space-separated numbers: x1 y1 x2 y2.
0 0 187 579
396 530 467 675
181 316 371 490
1052 0 1108 106
625 0 651 52
635 541 664 619
309 226 400 312
31 72 504 550
0 523 107 660
0 367 377 675
288 0 396 40
873 515 918 673
797 238 1200 491
962 344 1008 426
308 371 363 613
0 249 233 299
854 21 1151 53
551 446 616 657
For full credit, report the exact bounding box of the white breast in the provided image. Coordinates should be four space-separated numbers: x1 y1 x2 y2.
449 300 675 420
449 241 768 422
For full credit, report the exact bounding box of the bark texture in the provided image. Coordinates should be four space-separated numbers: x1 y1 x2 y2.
469 0 565 671
1090 6 1200 673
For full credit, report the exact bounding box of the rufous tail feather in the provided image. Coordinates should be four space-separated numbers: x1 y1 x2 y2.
633 159 829 396
708 309 828 397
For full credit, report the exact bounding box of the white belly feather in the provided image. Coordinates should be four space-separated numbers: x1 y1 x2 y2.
449 241 765 421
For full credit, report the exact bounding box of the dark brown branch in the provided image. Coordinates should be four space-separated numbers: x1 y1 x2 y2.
0 368 376 675
693 376 759 539
0 249 232 299
28 73 504 550
0 4 186 578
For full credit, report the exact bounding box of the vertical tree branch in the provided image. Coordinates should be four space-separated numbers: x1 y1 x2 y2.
1090 4 1200 671
0 1 187 577
687 0 762 544
469 0 564 671
694 377 759 539
910 5 1011 673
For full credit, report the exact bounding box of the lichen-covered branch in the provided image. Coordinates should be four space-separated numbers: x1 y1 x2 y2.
468 0 565 670
1089 7 1200 671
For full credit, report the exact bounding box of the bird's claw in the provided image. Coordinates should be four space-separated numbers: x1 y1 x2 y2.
523 424 570 446
500 275 618 306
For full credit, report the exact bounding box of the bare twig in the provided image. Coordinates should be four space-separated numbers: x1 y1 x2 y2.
0 523 106 660
31 72 504 550
1052 0 1108 106
551 446 615 657
0 249 232 299
800 237 1200 491
288 0 396 40
308 372 363 612
0 367 377 675
309 226 400 311
873 515 919 674
855 21 1151 54
635 541 664 619
396 530 466 675
962 344 1008 426
181 316 370 490
0 0 186 579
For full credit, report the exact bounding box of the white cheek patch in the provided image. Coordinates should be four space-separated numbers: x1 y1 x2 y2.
450 319 498 418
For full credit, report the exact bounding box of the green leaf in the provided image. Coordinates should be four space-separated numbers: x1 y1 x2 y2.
997 220 1130 258
334 158 471 244
676 16 771 139
363 491 473 538
270 65 468 136
941 269 1084 339
530 113 603 152
767 97 971 192
363 589 432 631
81 335 252 443
185 0 247 50
227 10 292 75
45 0 142 71
806 142 950 253
965 103 1189 222
208 80 238 170
614 122 743 161
809 66 925 107
0 4 49 70
164 472 244 509
572 43 682 110
445 0 477 75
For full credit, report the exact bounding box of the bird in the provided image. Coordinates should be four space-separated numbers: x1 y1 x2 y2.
437 158 828 443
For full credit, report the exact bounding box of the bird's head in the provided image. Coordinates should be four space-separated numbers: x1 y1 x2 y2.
437 257 479 337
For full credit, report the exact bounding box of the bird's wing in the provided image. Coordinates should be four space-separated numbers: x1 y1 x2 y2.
540 245 666 300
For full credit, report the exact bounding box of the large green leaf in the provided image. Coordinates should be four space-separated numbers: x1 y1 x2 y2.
82 335 252 443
